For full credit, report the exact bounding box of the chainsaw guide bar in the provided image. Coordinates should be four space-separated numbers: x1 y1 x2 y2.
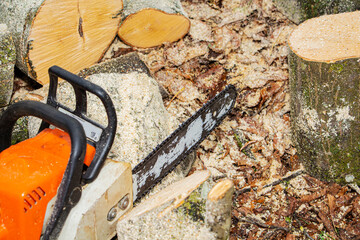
132 85 237 202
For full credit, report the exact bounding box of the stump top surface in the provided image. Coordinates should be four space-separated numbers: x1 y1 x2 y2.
288 11 360 63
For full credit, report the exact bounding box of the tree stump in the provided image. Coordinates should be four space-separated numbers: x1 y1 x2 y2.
288 11 360 185
0 24 15 110
0 0 122 85
118 0 190 48
273 0 360 23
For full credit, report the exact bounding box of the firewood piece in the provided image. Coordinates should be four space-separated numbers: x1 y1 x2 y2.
118 170 211 222
206 179 234 240
116 171 215 240
0 24 15 110
288 11 360 186
0 0 123 85
273 0 360 24
118 0 190 48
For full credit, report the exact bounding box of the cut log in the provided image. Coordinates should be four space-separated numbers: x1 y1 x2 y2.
116 170 217 239
0 24 15 110
288 11 360 186
206 179 234 240
273 0 360 24
0 0 122 85
118 0 190 48
118 170 211 222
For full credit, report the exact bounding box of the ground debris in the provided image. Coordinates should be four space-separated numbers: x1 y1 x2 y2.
11 0 360 238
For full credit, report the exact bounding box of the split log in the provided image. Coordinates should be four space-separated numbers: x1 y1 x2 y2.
0 24 15 110
288 11 360 186
0 0 122 85
118 170 211 222
116 171 216 239
273 0 360 24
117 175 234 240
206 179 234 240
118 0 190 48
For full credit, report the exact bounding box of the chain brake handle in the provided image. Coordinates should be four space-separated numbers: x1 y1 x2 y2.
39 65 117 183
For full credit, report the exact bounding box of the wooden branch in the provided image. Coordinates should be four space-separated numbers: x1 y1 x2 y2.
234 215 290 233
206 179 234 240
0 24 15 109
118 0 190 48
236 169 305 196
0 0 123 85
288 11 360 186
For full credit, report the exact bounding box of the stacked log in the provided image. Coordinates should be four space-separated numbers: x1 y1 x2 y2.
0 0 190 85
118 0 190 48
288 11 360 185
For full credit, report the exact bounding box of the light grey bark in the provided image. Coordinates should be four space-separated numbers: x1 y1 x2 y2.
0 0 44 79
120 0 188 21
78 53 170 102
206 179 234 240
0 23 15 109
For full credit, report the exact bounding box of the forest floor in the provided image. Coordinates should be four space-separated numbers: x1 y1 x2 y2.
12 0 360 239
103 0 360 239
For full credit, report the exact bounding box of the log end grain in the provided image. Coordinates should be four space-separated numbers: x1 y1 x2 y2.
27 0 123 85
288 11 360 63
208 179 234 202
118 8 190 48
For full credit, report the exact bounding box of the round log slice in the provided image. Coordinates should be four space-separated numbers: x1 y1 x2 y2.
118 0 190 48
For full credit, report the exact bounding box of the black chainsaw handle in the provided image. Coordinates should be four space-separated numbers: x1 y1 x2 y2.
40 65 117 183
0 100 86 240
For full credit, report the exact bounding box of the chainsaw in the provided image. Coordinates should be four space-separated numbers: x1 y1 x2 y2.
0 66 237 240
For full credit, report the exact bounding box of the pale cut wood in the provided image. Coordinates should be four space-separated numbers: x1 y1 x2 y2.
0 0 123 85
118 170 211 222
288 11 360 63
288 11 360 186
118 0 190 48
206 179 234 240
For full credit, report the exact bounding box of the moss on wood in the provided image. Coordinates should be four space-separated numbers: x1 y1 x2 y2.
289 52 360 185
273 0 360 23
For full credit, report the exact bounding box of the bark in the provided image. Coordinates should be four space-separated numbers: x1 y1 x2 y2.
0 24 15 109
0 0 122 85
78 53 170 99
206 179 234 240
288 12 360 186
118 0 190 48
272 0 360 24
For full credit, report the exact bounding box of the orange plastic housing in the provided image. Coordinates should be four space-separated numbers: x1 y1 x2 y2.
0 128 95 240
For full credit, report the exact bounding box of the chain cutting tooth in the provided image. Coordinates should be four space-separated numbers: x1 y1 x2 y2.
132 85 237 203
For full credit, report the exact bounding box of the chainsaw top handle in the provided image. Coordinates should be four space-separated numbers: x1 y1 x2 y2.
0 100 86 239
39 65 117 183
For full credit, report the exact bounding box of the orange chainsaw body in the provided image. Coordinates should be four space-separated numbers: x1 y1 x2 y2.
0 128 95 240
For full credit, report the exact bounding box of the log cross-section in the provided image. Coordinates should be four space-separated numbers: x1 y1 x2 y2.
118 0 190 48
1 0 123 85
